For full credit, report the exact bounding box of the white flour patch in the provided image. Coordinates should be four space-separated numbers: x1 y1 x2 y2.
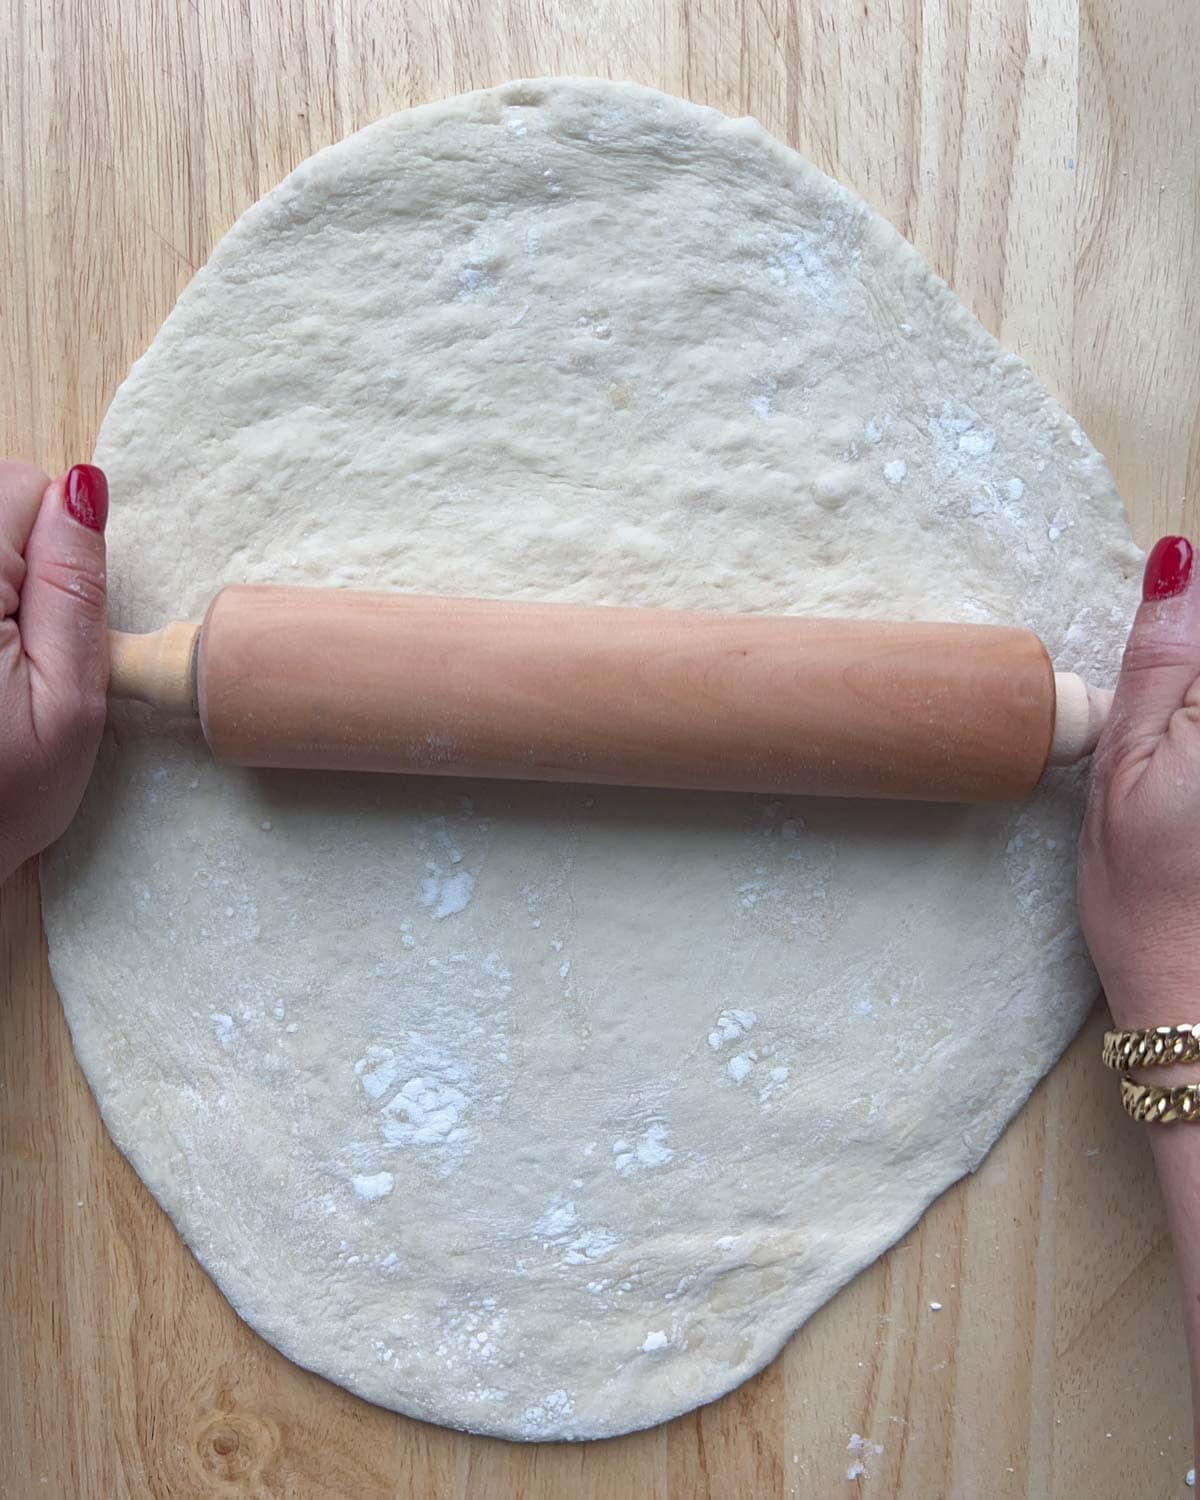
612 1121 674 1175
846 1433 883 1482
561 1228 620 1265
930 396 1002 477
532 1196 621 1266
766 207 863 307
520 1388 575 1437
928 399 992 460
727 1054 754 1084
457 266 491 298
356 1048 404 1101
883 458 907 484
435 1297 507 1368
354 1039 473 1162
533 1196 579 1240
351 1171 395 1201
420 867 476 920
641 1330 669 1352
957 428 995 458
708 1008 757 1050
1047 504 1075 542
382 1075 469 1149
724 1038 790 1105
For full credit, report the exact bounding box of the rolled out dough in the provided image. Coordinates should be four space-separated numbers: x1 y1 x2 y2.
43 78 1139 1440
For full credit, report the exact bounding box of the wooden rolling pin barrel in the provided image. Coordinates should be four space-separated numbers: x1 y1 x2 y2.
106 585 1112 803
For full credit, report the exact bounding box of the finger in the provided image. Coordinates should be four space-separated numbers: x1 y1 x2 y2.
1102 535 1200 764
20 464 109 748
0 460 51 618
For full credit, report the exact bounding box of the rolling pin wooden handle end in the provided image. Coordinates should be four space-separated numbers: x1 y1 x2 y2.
108 622 200 714
1049 673 1113 766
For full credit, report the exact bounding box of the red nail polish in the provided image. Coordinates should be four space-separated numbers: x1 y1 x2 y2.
1142 535 1193 601
64 464 109 533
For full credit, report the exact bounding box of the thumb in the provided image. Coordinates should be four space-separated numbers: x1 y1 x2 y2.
21 464 109 749
1103 535 1200 770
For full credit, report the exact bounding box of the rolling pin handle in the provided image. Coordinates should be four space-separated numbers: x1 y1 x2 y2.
1048 672 1113 766
107 622 201 715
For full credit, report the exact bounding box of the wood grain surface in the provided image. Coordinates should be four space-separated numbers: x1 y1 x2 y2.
2 1 1198 1495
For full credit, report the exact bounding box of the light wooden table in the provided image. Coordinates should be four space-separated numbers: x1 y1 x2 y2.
3 2 1198 1495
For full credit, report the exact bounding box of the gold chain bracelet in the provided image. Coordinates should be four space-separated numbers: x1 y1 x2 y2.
1102 1024 1200 1071
1120 1076 1200 1124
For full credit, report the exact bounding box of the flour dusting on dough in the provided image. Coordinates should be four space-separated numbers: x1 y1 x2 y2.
351 1170 395 1201
421 867 476 919
612 1122 674 1175
354 1040 473 1162
45 77 1139 1443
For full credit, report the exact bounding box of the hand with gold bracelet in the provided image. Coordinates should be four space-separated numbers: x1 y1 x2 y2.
1079 533 1200 1466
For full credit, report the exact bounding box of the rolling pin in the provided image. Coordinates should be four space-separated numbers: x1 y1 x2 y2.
106 585 1112 803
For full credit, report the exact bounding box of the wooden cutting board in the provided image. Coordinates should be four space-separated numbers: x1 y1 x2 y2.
2 1 1198 1494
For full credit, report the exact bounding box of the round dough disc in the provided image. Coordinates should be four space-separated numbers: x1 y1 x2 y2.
44 78 1138 1440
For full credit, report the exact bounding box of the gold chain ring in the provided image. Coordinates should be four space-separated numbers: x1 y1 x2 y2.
1120 1076 1200 1123
1102 1024 1200 1071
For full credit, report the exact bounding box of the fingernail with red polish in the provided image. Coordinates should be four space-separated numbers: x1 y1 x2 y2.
1143 535 1193 601
64 464 109 533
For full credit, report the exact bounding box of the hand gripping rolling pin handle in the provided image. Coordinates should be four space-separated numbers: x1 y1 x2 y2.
106 585 1113 803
